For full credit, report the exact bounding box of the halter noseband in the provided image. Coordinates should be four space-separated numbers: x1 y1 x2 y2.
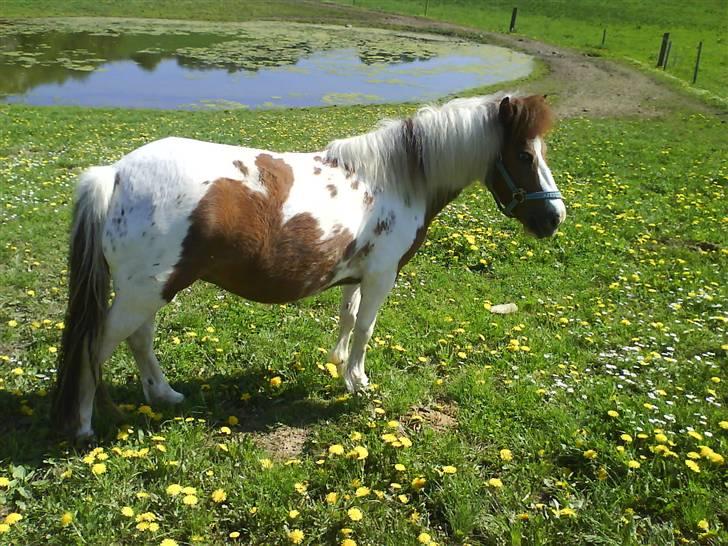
487 158 563 218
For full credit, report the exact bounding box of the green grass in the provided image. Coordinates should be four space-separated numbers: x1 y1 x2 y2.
1 1 727 544
333 0 728 106
1 102 726 544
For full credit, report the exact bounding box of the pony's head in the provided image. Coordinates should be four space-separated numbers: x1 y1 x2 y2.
485 95 565 238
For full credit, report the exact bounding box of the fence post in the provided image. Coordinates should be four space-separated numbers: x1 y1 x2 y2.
657 32 670 67
601 28 607 48
509 7 518 32
663 40 672 69
692 41 703 84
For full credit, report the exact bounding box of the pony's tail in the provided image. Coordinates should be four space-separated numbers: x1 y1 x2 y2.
52 166 116 434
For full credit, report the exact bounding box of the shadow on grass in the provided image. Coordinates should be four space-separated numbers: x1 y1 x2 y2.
0 367 359 467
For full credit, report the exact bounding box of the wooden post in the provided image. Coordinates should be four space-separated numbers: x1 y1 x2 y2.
663 40 672 69
692 41 703 84
509 7 518 32
657 32 670 67
424 0 429 16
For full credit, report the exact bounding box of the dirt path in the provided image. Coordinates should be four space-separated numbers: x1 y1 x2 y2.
309 2 714 118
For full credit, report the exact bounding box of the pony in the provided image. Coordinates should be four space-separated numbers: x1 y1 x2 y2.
52 92 565 439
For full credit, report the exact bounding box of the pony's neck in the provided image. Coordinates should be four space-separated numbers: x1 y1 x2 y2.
415 96 503 215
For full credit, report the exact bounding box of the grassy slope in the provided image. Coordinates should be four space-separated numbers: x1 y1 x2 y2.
1 103 726 544
333 0 728 105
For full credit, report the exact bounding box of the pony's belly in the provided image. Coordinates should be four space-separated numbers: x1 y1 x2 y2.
202 265 334 304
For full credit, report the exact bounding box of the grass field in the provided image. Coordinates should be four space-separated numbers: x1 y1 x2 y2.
329 0 728 106
1 1 727 545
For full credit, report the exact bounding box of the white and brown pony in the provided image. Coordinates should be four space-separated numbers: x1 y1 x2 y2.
52 93 565 438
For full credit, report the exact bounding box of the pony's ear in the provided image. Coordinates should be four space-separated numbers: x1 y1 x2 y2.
499 96 516 126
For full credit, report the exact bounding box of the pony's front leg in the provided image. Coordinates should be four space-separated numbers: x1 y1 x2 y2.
329 285 361 374
343 271 397 393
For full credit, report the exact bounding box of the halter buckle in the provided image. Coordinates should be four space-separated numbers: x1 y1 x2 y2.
513 189 527 203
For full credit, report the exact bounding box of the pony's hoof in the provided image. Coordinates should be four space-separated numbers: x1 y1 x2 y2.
148 387 185 406
75 427 96 444
344 372 370 394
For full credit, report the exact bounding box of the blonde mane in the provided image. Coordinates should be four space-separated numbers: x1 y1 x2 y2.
324 92 514 196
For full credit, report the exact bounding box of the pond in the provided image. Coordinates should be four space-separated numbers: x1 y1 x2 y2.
0 18 534 110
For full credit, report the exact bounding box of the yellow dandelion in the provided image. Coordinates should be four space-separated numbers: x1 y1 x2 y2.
211 489 227 503
0 477 10 487
0 524 9 534
121 506 135 518
685 460 701 473
719 421 728 430
269 376 282 388
607 410 619 418
499 449 513 461
166 483 183 496
355 486 370 497
91 463 106 475
328 444 345 456
442 465 457 474
583 449 598 460
229 531 241 538
411 477 426 490
341 539 357 546
219 426 232 435
687 430 703 441
288 509 300 520
487 478 503 488
288 529 304 544
697 519 709 531
418 532 432 544
654 433 668 443
347 507 363 521
350 446 368 460
555 507 576 518
259 458 273 470
182 494 198 506
325 492 338 505
4 513 22 525
60 512 73 527
294 482 308 495
160 540 179 546
620 434 633 443
627 460 641 469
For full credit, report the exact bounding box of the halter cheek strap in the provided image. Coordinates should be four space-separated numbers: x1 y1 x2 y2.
490 159 563 217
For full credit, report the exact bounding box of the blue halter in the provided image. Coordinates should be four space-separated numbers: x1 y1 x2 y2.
488 159 563 217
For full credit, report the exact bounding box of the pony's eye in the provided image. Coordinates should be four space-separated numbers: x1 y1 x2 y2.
518 151 533 163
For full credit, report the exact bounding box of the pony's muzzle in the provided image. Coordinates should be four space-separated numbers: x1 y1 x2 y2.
525 200 566 238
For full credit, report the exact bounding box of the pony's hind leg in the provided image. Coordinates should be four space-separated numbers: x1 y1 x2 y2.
77 289 165 438
127 318 184 405
329 285 361 374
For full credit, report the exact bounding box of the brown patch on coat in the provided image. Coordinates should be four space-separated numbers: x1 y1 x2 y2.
326 184 338 198
373 211 395 235
350 180 360 190
313 155 323 163
363 192 374 207
313 167 322 175
163 153 353 303
232 159 249 177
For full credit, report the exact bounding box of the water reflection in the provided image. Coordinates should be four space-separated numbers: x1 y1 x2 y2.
0 21 533 109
